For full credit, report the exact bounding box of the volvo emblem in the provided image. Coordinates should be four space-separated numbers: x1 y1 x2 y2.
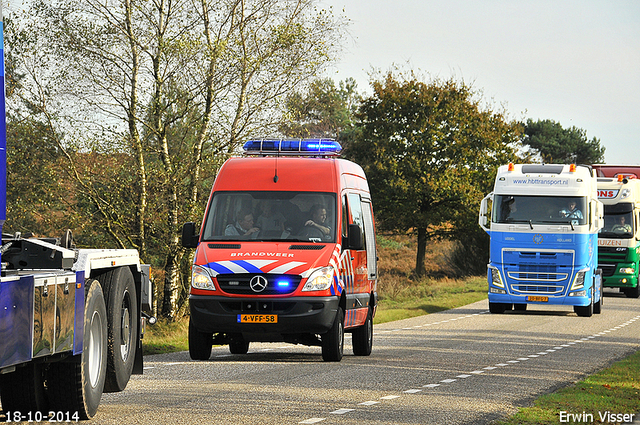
249 275 268 293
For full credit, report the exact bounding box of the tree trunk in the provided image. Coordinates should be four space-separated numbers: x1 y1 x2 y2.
415 227 427 277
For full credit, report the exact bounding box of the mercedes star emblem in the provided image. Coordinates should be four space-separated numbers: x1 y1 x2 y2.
249 275 268 292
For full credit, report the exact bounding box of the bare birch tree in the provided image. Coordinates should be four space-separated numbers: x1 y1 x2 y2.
8 0 345 318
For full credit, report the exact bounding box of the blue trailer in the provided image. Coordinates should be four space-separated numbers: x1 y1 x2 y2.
479 163 604 317
0 8 153 420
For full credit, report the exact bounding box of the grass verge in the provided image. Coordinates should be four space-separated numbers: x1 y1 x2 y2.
495 350 640 424
142 318 189 355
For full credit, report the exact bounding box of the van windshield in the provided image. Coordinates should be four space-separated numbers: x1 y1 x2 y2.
202 191 337 242
492 195 588 226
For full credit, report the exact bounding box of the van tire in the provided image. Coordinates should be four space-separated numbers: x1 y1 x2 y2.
322 307 344 362
98 267 138 393
189 318 213 360
352 308 373 356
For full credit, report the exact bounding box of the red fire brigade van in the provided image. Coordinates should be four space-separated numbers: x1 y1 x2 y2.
182 139 377 362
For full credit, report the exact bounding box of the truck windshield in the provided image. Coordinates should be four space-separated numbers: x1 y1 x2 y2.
201 191 337 242
600 204 634 239
492 195 588 226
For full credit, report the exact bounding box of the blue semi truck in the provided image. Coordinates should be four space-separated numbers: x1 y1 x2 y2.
479 163 604 316
0 8 152 420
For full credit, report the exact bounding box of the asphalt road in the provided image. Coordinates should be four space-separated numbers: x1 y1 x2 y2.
75 290 640 424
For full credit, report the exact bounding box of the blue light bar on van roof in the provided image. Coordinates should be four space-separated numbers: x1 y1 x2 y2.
243 139 342 156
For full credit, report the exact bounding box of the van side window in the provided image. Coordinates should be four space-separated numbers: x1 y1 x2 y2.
362 200 377 279
348 193 365 246
342 195 349 239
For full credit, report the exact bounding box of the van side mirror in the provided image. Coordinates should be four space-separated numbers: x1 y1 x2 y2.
182 222 199 248
347 223 364 250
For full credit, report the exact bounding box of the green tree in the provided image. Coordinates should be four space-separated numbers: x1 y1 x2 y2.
280 77 359 139
523 119 605 164
346 72 519 276
10 0 346 319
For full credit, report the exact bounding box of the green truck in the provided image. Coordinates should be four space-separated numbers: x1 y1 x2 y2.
594 165 640 298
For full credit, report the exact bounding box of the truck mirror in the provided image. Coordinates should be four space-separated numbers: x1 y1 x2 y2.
347 224 364 250
181 222 199 248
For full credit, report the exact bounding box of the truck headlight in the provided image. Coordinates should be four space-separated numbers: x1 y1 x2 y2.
571 270 587 290
302 267 334 291
488 265 504 289
191 265 216 290
619 267 635 274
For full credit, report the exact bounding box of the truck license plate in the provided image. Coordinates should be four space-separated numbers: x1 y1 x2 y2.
238 314 278 323
526 296 549 302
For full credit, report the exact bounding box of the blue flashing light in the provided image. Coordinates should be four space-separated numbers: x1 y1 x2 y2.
243 139 342 156
276 280 291 289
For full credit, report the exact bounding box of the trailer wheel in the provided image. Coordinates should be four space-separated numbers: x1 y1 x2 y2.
98 267 138 393
189 317 213 360
322 307 344 362
47 279 107 419
352 307 373 356
0 363 47 413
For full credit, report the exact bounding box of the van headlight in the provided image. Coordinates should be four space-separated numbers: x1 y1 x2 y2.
302 267 334 291
571 270 587 290
488 265 504 289
191 265 216 290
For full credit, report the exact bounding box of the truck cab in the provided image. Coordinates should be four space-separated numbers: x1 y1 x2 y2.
596 175 640 297
479 163 604 316
182 139 377 361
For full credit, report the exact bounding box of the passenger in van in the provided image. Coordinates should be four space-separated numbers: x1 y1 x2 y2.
256 201 286 235
303 204 331 238
225 209 260 238
612 216 632 233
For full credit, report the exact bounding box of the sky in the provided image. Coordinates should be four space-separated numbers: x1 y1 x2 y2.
318 0 639 164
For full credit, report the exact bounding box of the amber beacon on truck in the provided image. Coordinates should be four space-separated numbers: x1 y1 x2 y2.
182 139 378 361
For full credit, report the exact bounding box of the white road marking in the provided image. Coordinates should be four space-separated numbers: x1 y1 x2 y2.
331 409 354 415
299 418 325 424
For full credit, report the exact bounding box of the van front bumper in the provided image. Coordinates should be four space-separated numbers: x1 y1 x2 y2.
189 295 340 336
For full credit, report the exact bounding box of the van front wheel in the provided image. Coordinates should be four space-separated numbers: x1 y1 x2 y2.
322 307 344 362
352 308 373 356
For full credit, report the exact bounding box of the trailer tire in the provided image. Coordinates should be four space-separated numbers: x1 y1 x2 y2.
47 279 107 419
98 267 138 393
0 363 47 413
352 307 373 356
189 317 213 360
322 307 344 362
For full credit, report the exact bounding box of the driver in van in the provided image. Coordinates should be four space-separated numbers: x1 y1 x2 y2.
304 204 331 237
